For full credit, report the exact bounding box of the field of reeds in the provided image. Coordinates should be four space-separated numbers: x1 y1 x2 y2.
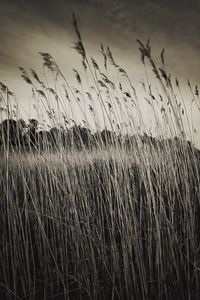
0 15 200 299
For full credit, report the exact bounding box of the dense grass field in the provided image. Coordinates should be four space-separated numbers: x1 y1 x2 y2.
1 15 200 299
1 141 200 299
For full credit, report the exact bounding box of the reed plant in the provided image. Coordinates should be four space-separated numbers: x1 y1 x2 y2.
0 14 200 300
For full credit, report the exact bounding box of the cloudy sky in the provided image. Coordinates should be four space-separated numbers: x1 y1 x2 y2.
0 0 199 139
0 0 199 80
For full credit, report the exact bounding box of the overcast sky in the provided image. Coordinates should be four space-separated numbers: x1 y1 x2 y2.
0 0 199 79
0 0 199 140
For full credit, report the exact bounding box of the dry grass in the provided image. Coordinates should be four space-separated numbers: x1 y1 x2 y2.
0 15 200 300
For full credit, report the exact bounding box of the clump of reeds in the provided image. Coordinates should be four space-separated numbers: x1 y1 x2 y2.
0 14 200 300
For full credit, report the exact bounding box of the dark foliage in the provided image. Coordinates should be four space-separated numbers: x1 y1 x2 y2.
0 118 196 155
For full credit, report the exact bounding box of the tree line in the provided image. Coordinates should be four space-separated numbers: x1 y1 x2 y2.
0 118 122 151
0 118 195 153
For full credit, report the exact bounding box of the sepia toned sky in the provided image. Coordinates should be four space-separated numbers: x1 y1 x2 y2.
0 0 199 140
0 0 199 81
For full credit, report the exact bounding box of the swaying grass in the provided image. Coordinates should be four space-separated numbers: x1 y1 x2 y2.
0 14 200 300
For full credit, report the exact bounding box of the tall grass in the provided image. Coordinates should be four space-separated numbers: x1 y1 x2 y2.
0 15 200 300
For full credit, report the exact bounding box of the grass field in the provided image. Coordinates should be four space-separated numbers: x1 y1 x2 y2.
1 15 200 299
1 141 200 299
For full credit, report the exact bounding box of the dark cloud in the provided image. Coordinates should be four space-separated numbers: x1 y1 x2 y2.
0 0 199 82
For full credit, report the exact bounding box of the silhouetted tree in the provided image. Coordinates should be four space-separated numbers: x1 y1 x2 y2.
68 125 92 150
38 130 52 151
26 119 39 149
49 127 62 149
0 119 23 149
